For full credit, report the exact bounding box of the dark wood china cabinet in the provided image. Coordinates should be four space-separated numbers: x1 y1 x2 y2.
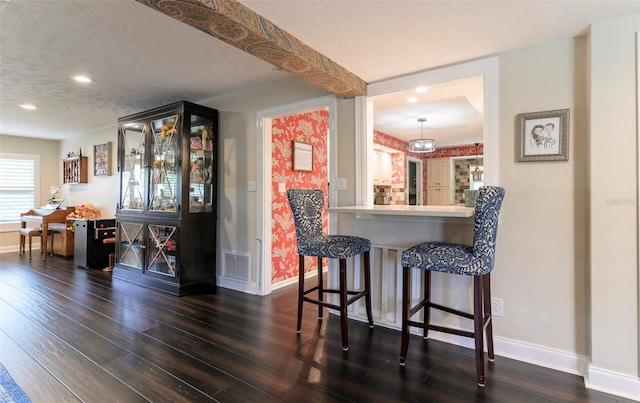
114 101 218 296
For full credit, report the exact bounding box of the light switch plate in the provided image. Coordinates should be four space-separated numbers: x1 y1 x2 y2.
248 181 257 192
335 177 347 190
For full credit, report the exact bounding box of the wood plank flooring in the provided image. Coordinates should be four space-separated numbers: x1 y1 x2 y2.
0 251 633 402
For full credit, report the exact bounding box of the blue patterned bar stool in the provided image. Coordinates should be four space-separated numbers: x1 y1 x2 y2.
287 189 374 351
399 186 505 386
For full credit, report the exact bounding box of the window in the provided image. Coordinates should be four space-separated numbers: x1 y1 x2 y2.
0 153 38 222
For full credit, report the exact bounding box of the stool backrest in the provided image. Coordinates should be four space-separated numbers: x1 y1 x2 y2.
287 189 325 251
472 186 505 273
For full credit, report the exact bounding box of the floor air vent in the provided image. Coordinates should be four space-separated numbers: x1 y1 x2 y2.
222 250 250 282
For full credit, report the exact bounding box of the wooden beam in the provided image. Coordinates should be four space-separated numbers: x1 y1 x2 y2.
136 0 367 97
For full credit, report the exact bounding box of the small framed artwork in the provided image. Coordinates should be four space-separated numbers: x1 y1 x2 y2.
93 142 112 176
292 140 313 172
517 108 570 162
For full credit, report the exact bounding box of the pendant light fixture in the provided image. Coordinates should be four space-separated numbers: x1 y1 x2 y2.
408 117 436 153
472 142 481 181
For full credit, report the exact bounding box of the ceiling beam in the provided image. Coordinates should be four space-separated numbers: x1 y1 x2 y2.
135 0 367 97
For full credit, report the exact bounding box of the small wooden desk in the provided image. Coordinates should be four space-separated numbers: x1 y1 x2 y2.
20 207 73 260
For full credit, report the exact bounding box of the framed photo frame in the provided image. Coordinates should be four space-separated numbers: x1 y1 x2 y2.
517 108 570 162
292 140 313 172
93 142 112 176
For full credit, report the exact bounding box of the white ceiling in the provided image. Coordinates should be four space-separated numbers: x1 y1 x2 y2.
1 0 638 143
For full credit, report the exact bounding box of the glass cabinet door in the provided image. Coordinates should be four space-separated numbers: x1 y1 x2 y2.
118 222 144 270
147 224 177 277
188 114 215 213
119 123 146 210
149 115 179 212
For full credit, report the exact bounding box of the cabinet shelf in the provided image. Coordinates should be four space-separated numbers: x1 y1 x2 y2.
63 157 88 184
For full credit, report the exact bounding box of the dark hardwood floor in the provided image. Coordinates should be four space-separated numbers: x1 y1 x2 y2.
0 251 633 402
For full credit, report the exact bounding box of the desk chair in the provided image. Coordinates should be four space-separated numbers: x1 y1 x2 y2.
103 237 116 272
287 189 373 351
19 227 54 260
399 186 505 386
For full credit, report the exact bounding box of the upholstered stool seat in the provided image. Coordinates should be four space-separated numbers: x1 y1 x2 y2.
19 227 54 260
287 189 374 352
298 235 370 259
399 186 505 387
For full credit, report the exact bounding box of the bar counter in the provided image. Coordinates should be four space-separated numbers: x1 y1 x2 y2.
325 203 476 334
326 204 474 218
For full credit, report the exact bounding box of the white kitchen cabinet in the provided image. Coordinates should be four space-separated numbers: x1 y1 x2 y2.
426 158 451 205
373 151 392 185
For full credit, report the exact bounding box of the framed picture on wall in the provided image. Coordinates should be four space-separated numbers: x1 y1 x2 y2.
93 142 112 176
516 108 570 162
292 140 313 171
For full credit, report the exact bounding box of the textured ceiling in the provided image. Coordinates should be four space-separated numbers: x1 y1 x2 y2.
1 0 638 143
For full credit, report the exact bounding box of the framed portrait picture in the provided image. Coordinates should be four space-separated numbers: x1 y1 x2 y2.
517 108 569 162
93 142 112 176
292 140 313 172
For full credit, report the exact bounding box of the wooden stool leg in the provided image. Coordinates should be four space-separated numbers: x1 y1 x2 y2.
339 258 349 351
363 251 374 328
423 271 431 339
473 275 485 387
399 266 411 365
296 254 305 334
317 257 324 320
19 234 25 255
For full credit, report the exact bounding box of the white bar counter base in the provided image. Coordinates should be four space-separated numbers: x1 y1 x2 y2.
324 203 477 339
326 204 474 218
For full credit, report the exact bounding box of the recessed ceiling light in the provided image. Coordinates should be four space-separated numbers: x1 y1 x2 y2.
407 97 417 103
19 104 37 110
73 75 92 83
415 86 427 93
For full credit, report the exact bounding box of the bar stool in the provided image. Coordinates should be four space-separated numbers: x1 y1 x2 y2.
399 186 505 386
103 237 116 271
287 189 374 352
19 227 54 260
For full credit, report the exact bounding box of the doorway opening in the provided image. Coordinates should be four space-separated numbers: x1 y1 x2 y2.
256 96 337 296
407 156 423 205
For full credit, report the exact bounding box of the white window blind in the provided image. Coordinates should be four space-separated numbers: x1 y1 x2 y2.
0 153 38 222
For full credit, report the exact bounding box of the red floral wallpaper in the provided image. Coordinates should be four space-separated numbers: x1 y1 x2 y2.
271 108 329 284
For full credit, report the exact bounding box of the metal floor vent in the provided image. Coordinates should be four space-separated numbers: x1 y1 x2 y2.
222 250 250 282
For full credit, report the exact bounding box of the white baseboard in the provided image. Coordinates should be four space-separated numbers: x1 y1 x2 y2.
585 365 640 401
355 317 636 401
216 276 258 295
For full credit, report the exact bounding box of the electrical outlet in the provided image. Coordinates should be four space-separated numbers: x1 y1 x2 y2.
491 297 503 317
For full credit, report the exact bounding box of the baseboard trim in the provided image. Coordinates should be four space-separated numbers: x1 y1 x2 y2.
216 277 258 295
585 365 640 401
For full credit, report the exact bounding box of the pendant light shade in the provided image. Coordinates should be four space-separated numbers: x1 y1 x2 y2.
408 118 436 153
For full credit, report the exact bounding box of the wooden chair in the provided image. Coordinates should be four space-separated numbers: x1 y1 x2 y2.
19 227 54 260
399 186 505 386
287 188 373 351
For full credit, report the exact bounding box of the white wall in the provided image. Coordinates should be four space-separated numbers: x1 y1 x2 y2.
498 37 588 356
588 12 639 392
59 126 118 219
